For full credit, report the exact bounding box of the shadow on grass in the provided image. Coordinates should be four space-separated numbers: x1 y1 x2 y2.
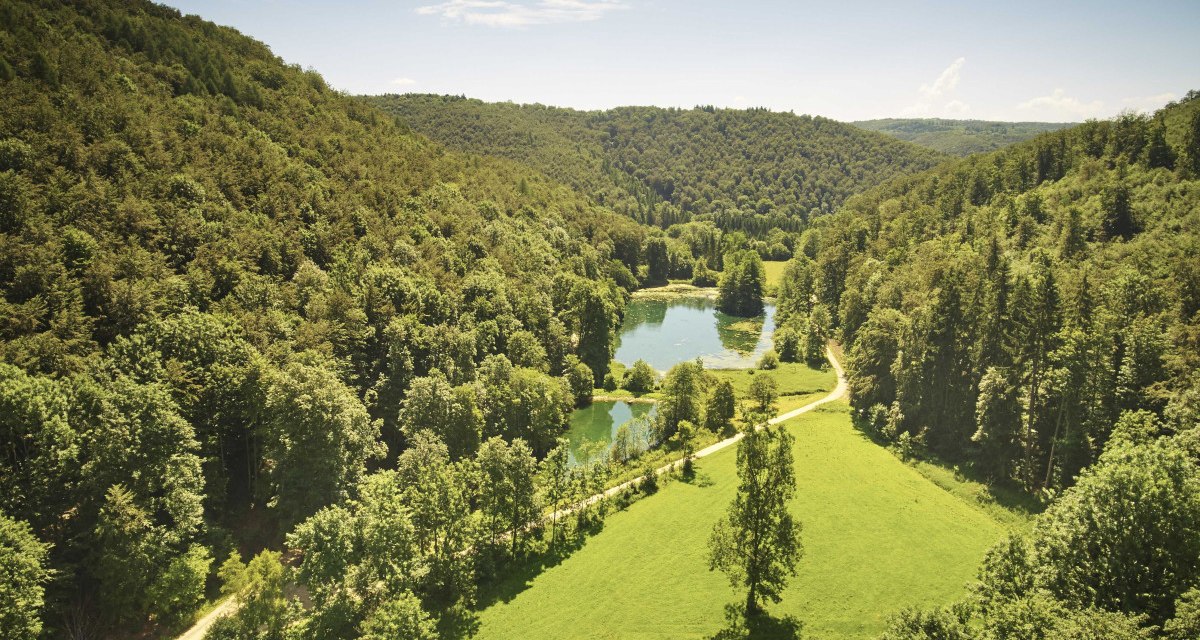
709 604 804 640
847 411 1043 517
473 518 604 610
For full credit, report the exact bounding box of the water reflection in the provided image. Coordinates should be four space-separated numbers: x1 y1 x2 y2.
613 296 775 371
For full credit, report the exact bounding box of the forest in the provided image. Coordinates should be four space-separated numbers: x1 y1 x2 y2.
1 1 1199 639
851 118 1075 155
369 95 946 237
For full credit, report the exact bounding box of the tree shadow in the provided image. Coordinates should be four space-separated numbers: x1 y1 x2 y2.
473 516 606 610
847 411 1043 517
708 604 804 640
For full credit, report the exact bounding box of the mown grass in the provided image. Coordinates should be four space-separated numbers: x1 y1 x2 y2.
763 260 788 294
710 362 836 415
476 401 1017 640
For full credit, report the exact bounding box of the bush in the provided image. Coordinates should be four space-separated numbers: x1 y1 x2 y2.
623 360 657 394
758 349 780 370
774 325 801 362
640 465 659 493
602 372 619 391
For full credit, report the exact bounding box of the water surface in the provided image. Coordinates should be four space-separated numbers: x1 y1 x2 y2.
567 401 656 466
613 295 775 371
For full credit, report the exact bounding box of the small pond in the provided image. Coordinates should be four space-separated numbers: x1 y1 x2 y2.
613 295 776 371
564 294 773 464
567 401 657 466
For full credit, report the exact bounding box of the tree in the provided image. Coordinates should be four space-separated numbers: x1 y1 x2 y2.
718 250 766 316
360 591 438 640
803 306 829 368
748 374 778 415
659 360 705 439
1100 180 1136 240
263 358 384 527
1029 438 1200 626
705 379 737 433
846 309 906 411
214 550 294 639
623 359 658 394
644 236 670 286
569 279 619 380
708 424 803 615
0 513 50 639
399 371 482 460
476 436 539 555
394 432 476 612
540 440 572 548
774 325 802 363
972 367 1022 482
564 355 594 407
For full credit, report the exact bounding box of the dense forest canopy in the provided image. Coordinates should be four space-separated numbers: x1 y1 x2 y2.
368 95 946 236
0 0 649 635
852 118 1076 155
2 0 1200 638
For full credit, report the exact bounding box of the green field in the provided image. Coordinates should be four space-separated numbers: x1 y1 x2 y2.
476 402 1014 639
710 363 836 414
763 260 788 293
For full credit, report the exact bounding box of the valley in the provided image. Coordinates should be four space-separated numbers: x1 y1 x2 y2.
1 2 1198 640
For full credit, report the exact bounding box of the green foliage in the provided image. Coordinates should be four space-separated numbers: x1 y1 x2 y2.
824 94 1200 492
758 349 780 370
211 550 295 640
373 96 945 234
622 359 657 394
399 370 482 460
0 512 49 639
705 379 738 433
264 358 384 527
658 360 706 439
852 118 1075 155
360 591 438 640
564 356 594 407
718 250 766 316
708 424 803 614
748 374 779 415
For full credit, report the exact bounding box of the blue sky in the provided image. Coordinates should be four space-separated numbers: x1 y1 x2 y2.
161 0 1200 122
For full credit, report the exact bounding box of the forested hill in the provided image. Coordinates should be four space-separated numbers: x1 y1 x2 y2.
851 118 1076 155
786 95 1200 635
0 0 647 635
368 95 947 234
789 93 1200 495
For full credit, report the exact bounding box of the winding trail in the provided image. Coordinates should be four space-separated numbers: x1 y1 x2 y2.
175 346 847 640
548 343 847 520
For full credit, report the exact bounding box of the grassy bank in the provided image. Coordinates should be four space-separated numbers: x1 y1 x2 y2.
476 401 1017 639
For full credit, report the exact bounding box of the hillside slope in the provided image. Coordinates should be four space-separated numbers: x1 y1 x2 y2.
852 118 1075 155
369 95 947 234
0 0 646 635
797 93 1200 494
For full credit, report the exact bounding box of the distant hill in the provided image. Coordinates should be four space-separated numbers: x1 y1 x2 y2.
370 95 947 234
852 118 1076 155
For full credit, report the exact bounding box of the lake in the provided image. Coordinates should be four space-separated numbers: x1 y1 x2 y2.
565 294 774 464
613 295 776 371
567 401 657 466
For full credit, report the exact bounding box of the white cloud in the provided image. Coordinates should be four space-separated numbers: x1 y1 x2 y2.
1017 89 1105 118
920 57 966 98
416 0 627 28
1121 92 1176 113
391 77 417 87
902 57 970 117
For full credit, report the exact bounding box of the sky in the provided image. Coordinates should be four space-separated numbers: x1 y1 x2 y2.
160 0 1200 123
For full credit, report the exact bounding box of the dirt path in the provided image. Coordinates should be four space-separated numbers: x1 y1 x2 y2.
175 346 847 640
176 597 237 640
548 344 847 520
